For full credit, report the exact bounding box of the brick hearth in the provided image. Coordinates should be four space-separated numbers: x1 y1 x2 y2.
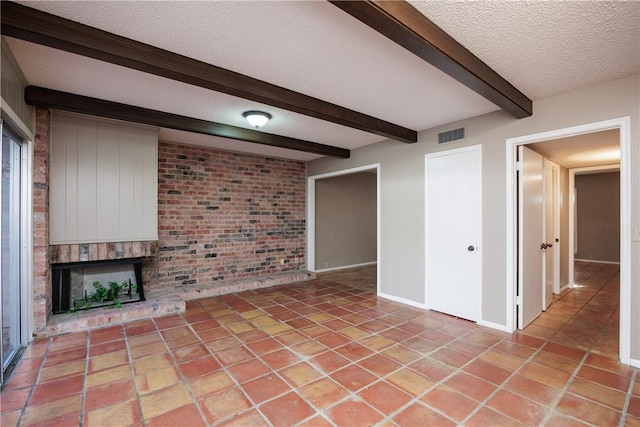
42 270 314 338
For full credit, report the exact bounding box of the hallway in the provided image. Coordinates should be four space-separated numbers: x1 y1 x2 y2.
523 261 620 359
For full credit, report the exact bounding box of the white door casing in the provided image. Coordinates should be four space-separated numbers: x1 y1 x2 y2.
543 160 559 309
505 117 631 366
425 145 481 322
518 146 544 328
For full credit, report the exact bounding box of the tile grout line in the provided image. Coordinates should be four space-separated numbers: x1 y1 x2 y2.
157 313 219 427
14 338 52 427
299 312 498 426
619 368 638 427
180 309 230 427
546 271 613 347
78 332 91 427
190 301 279 426
540 262 617 349
319 294 504 425
304 290 430 426
291 286 428 425
538 350 590 426
458 335 555 426
368 325 487 426
215 284 403 426
586 271 622 356
123 323 150 427
245 291 376 427
233 309 306 427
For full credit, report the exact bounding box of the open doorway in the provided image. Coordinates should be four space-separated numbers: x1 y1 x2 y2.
307 164 380 293
526 167 620 358
506 117 631 365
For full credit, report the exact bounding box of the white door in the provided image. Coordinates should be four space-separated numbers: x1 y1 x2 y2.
543 161 558 309
426 146 481 322
518 146 544 328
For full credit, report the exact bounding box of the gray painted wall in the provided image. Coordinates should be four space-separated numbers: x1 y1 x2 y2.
315 172 376 269
1 39 34 136
576 172 620 262
308 74 640 361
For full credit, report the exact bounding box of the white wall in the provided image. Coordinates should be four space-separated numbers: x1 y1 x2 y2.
308 74 640 361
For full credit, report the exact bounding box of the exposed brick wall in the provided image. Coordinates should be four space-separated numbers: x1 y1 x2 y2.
31 109 306 334
146 142 306 290
33 107 51 332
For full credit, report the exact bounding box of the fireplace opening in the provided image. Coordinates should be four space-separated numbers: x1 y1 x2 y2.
52 258 145 314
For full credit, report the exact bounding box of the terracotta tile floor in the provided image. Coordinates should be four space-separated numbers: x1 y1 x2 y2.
2 264 638 426
524 261 621 359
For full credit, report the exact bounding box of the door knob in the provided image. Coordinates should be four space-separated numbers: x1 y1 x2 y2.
541 243 554 249
467 245 475 252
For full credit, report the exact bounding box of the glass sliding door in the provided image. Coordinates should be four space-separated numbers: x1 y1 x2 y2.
1 124 25 385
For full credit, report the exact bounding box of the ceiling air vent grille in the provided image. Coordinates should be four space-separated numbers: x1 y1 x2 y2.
438 127 466 144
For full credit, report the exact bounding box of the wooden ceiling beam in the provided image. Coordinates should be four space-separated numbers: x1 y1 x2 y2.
329 1 533 118
25 86 350 159
1 1 417 143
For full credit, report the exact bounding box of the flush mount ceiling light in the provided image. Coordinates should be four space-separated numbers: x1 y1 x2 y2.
243 111 272 128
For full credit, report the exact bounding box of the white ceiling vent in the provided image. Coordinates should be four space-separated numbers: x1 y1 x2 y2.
438 126 466 144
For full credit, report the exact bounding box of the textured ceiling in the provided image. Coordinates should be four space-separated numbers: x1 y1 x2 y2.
410 0 640 100
529 129 620 170
6 1 639 161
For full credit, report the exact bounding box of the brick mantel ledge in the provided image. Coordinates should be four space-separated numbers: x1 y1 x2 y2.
50 241 157 264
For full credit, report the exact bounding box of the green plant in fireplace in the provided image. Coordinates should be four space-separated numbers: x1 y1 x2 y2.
91 281 123 302
68 279 134 313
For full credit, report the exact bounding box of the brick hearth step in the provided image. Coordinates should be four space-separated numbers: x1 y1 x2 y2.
43 271 314 338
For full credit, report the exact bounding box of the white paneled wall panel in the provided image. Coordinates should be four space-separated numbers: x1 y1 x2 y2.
64 122 78 239
119 135 135 238
96 124 120 240
77 123 97 241
50 112 158 244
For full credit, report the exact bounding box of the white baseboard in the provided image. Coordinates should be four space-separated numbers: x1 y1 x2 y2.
629 358 640 368
314 261 377 273
377 292 428 310
575 258 620 265
478 319 512 333
558 284 572 293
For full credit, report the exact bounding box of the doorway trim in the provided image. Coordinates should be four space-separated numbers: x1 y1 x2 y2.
307 164 381 292
505 116 631 365
548 161 561 296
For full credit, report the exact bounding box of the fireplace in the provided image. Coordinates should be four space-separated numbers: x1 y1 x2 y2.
52 258 145 314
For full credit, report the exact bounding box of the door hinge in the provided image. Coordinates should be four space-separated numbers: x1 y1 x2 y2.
516 295 523 305
515 160 522 172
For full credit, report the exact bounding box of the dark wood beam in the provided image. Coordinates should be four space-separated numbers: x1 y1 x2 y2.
329 1 532 118
25 86 350 159
2 1 416 144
